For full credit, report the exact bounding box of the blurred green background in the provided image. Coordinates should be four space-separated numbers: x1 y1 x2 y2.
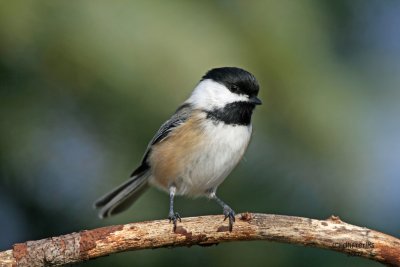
0 1 399 266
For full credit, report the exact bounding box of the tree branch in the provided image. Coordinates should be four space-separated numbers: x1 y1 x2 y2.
1 213 399 266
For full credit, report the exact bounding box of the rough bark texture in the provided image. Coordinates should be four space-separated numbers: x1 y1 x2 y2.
1 213 399 266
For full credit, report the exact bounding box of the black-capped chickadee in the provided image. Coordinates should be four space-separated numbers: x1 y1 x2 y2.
94 67 261 231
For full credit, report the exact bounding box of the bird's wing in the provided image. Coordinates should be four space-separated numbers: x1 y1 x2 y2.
149 103 192 145
130 103 192 177
95 104 193 218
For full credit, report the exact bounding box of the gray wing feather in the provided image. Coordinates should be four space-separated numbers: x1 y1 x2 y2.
149 103 192 146
132 103 193 176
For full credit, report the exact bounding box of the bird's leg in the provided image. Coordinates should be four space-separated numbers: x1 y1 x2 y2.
168 185 181 231
208 191 236 231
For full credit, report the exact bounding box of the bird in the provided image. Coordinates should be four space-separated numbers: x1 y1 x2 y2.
94 67 261 231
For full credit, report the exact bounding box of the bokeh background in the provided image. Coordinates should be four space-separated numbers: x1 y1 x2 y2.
1 1 399 266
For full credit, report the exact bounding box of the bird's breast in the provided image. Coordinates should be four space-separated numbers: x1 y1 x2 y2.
149 112 252 196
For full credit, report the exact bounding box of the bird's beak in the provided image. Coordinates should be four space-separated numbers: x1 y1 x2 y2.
249 96 262 105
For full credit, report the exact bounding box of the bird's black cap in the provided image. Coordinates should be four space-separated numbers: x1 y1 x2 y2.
202 67 260 97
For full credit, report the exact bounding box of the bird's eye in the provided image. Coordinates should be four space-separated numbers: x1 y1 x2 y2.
231 84 240 93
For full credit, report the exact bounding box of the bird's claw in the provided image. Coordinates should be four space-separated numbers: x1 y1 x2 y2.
223 206 236 232
168 212 181 231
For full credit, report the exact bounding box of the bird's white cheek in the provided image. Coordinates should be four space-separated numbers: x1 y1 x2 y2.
188 79 249 110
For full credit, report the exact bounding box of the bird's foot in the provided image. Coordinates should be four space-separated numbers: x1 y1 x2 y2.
223 206 236 232
168 211 181 231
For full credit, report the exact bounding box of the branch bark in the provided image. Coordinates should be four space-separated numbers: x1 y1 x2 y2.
1 213 399 266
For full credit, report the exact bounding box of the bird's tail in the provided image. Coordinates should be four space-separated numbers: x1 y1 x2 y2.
94 171 150 218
